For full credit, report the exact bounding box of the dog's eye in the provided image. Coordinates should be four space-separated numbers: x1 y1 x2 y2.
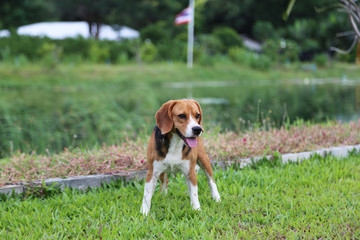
195 114 200 119
178 114 186 119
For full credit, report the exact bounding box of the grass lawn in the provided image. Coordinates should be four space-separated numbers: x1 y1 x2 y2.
1 154 359 239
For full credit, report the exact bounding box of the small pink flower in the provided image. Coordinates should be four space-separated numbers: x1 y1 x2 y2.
243 138 247 142
110 152 114 156
141 160 144 163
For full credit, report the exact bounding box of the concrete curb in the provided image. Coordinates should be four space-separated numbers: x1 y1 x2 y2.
1 145 359 195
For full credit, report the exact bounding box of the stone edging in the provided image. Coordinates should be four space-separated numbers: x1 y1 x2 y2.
1 144 359 195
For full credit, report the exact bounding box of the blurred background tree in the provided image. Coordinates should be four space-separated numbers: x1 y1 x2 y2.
0 0 55 31
0 0 357 63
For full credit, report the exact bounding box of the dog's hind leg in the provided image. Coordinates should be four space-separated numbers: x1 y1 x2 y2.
141 167 161 215
159 172 168 195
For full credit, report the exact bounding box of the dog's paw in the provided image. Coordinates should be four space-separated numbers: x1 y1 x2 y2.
191 202 201 211
140 204 150 216
213 193 221 202
192 206 201 211
160 186 168 196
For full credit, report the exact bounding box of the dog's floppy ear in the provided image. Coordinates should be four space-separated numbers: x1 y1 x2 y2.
155 100 177 135
191 99 203 127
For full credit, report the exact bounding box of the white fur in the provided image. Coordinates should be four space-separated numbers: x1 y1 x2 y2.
185 114 201 137
204 171 221 202
140 135 200 215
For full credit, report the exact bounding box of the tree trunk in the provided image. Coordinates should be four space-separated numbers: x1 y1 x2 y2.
95 23 100 40
87 21 93 38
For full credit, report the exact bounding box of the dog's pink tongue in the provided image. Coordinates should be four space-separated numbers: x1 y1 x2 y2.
185 137 197 148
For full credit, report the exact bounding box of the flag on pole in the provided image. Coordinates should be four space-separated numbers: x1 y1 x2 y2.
175 0 195 68
175 7 192 25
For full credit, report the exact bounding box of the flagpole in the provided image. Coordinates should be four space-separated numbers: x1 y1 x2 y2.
187 0 195 68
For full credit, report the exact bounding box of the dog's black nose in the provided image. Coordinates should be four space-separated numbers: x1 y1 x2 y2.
192 126 202 136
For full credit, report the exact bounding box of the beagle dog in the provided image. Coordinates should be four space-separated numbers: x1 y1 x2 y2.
141 99 221 215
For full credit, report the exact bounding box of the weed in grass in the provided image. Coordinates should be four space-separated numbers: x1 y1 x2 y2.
22 181 62 200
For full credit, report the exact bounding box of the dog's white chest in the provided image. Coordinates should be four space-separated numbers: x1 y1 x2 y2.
154 135 189 174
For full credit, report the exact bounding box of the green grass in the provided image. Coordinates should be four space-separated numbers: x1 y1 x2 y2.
1 154 359 239
1 61 360 85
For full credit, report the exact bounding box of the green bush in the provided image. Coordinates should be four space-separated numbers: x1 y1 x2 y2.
54 37 91 60
38 42 62 67
0 35 141 64
212 27 242 52
263 39 300 64
156 34 187 62
228 47 251 65
0 35 46 60
140 21 171 44
0 46 11 62
197 34 222 55
117 52 130 64
253 21 277 41
282 40 300 63
13 54 30 67
335 50 357 63
88 43 110 63
140 42 157 63
314 54 328 67
196 52 216 66
249 54 271 70
263 39 280 62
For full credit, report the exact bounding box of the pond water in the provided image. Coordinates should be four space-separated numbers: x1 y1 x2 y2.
0 77 359 155
163 78 360 130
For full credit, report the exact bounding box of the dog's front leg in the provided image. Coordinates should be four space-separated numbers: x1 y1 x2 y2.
197 152 221 202
182 164 201 211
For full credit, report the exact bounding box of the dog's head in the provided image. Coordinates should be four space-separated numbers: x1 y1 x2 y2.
155 99 203 148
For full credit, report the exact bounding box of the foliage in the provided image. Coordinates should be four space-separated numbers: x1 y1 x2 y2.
252 21 277 42
1 154 360 238
249 54 271 70
89 43 110 63
212 27 243 52
54 0 119 38
140 21 172 44
196 34 223 56
140 42 158 63
0 0 55 30
228 47 271 70
228 47 251 65
0 0 356 59
314 53 328 67
263 39 300 63
335 49 357 62
0 35 139 64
